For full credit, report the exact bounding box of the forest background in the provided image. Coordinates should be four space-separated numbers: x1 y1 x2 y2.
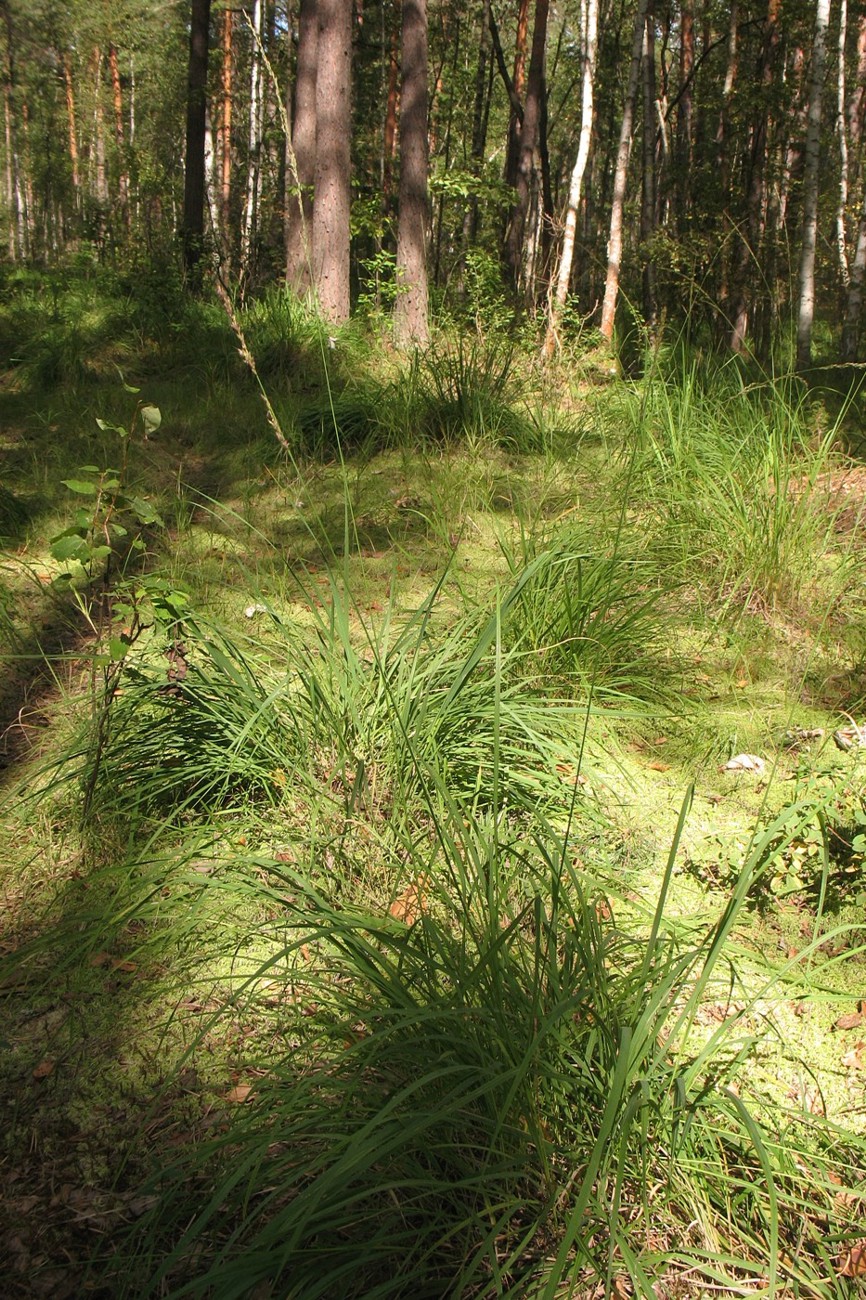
2 0 866 363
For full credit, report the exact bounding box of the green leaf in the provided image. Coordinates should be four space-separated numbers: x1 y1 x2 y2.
140 405 162 436
124 495 163 526
95 418 126 436
90 545 113 562
51 534 88 561
108 636 129 662
61 478 97 496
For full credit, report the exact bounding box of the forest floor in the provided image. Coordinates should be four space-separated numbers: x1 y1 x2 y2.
2 273 866 1297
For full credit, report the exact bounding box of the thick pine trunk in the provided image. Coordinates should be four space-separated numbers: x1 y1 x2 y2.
62 52 80 201
286 0 318 293
1 0 21 259
394 0 429 345
313 0 352 324
505 0 530 191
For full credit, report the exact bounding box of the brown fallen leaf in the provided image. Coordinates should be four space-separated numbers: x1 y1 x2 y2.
838 1240 866 1277
842 1042 866 1070
389 875 428 926
225 1083 253 1104
88 951 113 967
32 1059 55 1080
647 760 671 772
111 959 137 973
834 1011 865 1031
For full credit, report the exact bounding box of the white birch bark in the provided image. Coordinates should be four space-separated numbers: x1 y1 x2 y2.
241 0 264 270
599 0 650 341
796 0 831 368
542 0 597 357
843 193 866 358
836 0 850 285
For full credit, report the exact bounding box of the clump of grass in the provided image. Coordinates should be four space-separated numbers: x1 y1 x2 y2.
104 792 866 1298
627 364 847 617
399 336 534 449
499 518 680 704
82 619 308 825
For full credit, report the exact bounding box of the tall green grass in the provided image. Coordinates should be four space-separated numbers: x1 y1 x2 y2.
94 790 866 1299
624 364 849 617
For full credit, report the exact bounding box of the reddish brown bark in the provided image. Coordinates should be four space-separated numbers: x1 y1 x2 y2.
505 0 530 189
505 0 549 294
62 51 80 194
108 43 129 221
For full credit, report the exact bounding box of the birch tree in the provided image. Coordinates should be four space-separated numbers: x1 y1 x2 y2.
241 0 264 272
599 0 649 342
542 0 597 357
796 0 831 368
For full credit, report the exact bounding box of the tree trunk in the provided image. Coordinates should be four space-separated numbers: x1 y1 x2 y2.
286 0 318 293
461 0 491 255
313 0 352 324
842 191 866 359
62 51 80 201
640 4 657 330
382 16 399 207
1 0 21 259
543 0 597 357
218 6 233 250
182 0 212 280
835 0 850 286
394 0 429 345
677 0 693 226
796 0 831 368
505 0 530 191
599 0 650 342
108 43 129 227
505 0 549 296
729 0 779 353
242 0 264 273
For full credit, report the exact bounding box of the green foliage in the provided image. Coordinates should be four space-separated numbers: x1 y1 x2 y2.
627 364 847 616
684 751 866 910
401 336 533 449
107 794 866 1298
49 396 162 588
499 519 679 703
